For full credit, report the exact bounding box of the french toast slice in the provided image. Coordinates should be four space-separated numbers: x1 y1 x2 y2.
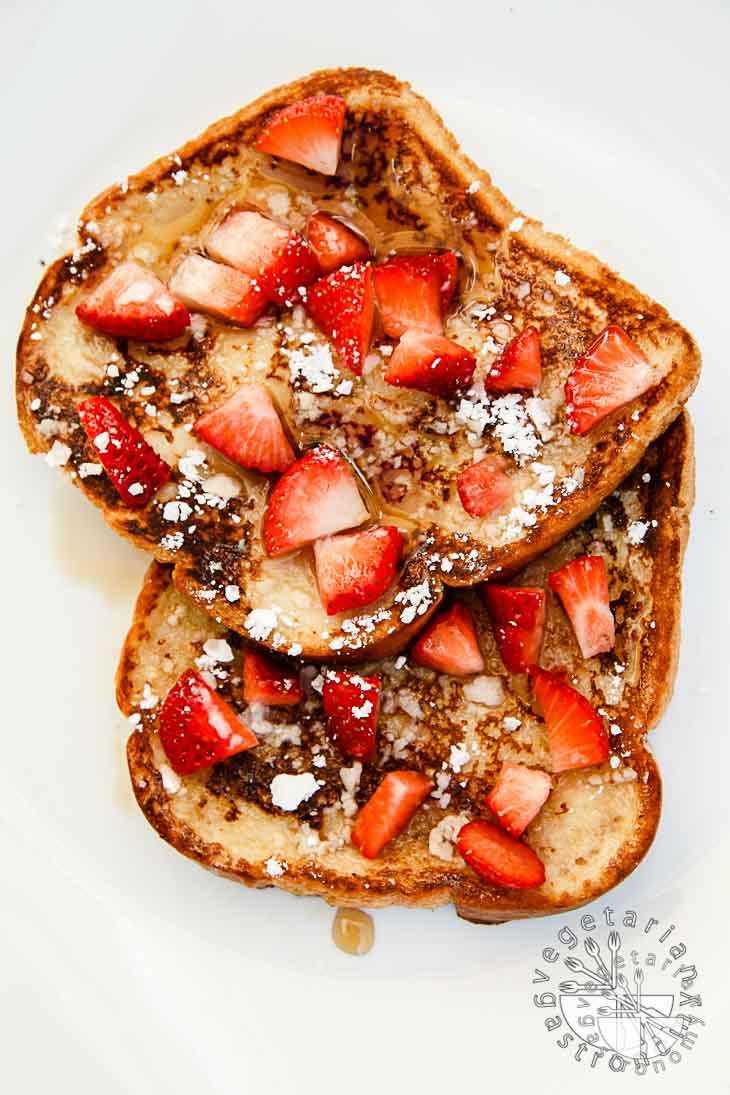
116 413 693 922
17 68 700 662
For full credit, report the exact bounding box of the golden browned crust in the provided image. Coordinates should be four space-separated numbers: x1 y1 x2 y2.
124 713 662 922
116 414 693 922
17 68 701 664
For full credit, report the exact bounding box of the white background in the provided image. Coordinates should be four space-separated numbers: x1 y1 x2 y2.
1 1 728 1091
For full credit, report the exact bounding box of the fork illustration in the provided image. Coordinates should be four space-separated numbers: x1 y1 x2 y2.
584 937 612 982
564 957 665 1026
596 1005 675 1050
564 955 610 984
559 980 605 994
607 930 621 988
635 969 647 1061
564 952 690 1046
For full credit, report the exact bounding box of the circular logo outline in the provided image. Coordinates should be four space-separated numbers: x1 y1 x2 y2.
532 905 706 1075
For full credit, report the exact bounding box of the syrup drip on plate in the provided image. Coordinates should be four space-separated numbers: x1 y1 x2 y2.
332 907 375 955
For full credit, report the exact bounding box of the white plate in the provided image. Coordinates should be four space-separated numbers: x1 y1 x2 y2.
1 2 728 1091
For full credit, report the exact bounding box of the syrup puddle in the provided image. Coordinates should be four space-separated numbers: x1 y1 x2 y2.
49 480 147 603
332 907 375 955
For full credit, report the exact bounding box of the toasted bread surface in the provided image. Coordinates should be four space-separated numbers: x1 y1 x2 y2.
116 413 693 923
18 69 700 663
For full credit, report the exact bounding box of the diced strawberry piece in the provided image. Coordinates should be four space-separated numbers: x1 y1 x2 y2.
565 324 654 434
255 95 346 175
266 233 320 305
314 525 404 615
548 555 615 659
486 326 542 393
263 444 369 556
528 666 610 772
482 585 546 673
457 454 512 517
206 210 319 305
384 330 476 396
485 762 552 838
243 650 303 707
375 257 442 337
322 670 381 760
306 212 370 274
373 252 459 338
76 261 190 341
194 383 295 474
168 254 267 326
411 602 485 677
207 209 288 270
352 771 433 858
77 396 170 507
159 668 258 775
304 262 374 374
456 819 545 889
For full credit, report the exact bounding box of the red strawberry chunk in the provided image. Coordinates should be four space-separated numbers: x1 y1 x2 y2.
411 602 485 677
314 525 404 616
194 383 295 474
384 330 476 396
486 762 552 838
306 212 370 274
268 232 323 305
352 770 433 858
482 585 546 673
243 650 303 707
529 666 610 772
304 261 374 374
486 325 542 393
457 454 512 517
263 444 369 556
255 95 346 175
168 254 267 327
76 261 189 341
373 252 458 338
77 396 170 507
565 324 654 434
548 555 615 659
322 670 381 760
206 210 319 305
456 819 545 889
159 668 258 775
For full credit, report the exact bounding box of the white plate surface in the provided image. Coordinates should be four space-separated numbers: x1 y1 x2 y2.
1 2 728 1092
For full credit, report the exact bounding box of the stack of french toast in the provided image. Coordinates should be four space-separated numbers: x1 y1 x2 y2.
16 69 700 922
